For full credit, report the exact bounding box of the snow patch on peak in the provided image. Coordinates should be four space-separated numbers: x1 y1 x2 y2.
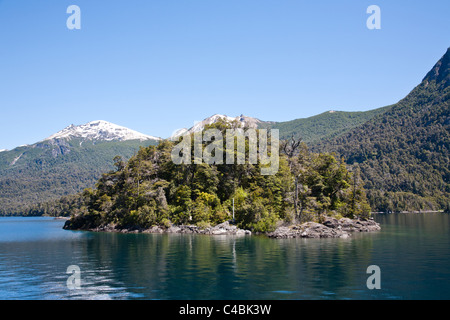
170 114 263 139
45 120 161 142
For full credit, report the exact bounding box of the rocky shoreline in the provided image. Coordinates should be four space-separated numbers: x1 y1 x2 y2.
144 221 252 236
267 217 381 239
64 220 252 236
64 216 380 238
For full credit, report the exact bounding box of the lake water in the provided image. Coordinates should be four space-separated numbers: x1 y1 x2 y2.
0 213 449 300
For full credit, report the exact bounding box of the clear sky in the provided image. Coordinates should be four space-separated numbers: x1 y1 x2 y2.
0 0 449 150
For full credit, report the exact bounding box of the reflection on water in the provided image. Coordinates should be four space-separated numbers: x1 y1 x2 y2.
0 214 449 299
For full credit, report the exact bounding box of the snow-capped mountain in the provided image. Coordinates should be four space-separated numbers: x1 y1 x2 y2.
0 149 7 153
0 120 161 215
170 114 264 139
45 120 160 142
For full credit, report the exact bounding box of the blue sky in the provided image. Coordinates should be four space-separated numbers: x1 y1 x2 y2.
0 0 449 150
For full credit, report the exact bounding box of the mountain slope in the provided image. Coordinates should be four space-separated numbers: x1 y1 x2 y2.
313 47 450 212
270 107 392 144
0 121 160 215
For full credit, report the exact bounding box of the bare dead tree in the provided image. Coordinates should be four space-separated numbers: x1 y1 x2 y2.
281 134 302 161
281 135 304 220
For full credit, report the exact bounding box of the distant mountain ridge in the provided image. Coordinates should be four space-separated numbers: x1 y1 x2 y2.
0 111 395 216
268 107 392 143
169 110 389 145
1 110 390 215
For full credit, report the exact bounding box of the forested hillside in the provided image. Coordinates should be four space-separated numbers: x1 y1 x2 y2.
0 138 157 215
313 48 450 212
269 106 391 144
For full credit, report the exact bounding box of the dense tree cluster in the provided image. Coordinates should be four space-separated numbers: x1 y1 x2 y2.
62 120 370 233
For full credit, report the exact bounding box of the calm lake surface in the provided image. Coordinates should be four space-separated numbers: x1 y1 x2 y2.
0 213 449 300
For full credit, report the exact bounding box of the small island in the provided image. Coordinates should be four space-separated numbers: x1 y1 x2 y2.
61 121 380 238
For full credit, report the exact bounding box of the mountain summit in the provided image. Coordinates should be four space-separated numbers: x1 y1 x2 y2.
170 114 263 139
422 47 450 87
45 120 160 142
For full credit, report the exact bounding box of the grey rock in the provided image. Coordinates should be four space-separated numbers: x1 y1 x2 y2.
322 217 340 229
268 217 380 239
338 218 381 232
204 221 251 236
141 220 251 236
